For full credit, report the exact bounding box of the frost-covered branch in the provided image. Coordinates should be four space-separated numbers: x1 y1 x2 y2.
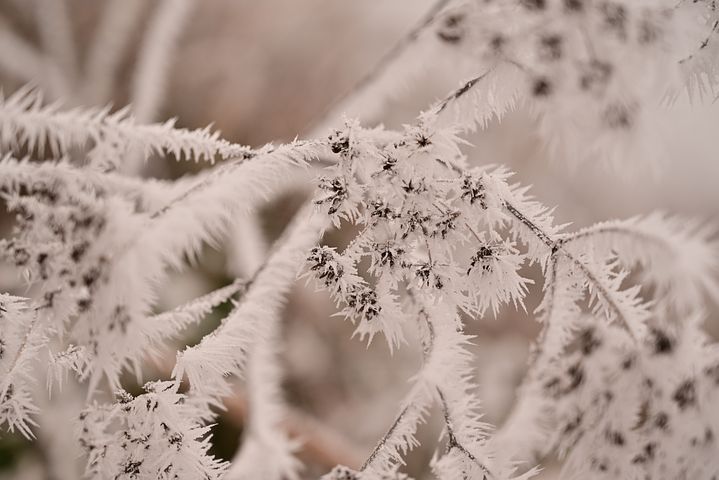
0 2 718 479
174 203 327 397
79 381 226 480
0 294 41 438
0 87 254 165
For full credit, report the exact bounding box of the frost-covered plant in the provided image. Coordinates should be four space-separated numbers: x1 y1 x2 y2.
1 1 719 479
304 107 719 479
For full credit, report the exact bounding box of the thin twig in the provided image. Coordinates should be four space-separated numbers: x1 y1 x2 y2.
679 19 719 65
419 308 494 478
148 157 247 220
432 157 638 340
430 70 493 115
527 254 561 366
359 301 433 472
436 388 494 479
307 0 454 134
504 200 637 340
359 404 413 471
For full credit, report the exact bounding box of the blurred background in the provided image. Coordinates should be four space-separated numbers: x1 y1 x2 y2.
1 0 718 478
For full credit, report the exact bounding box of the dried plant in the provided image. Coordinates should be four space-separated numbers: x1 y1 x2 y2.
1 1 719 479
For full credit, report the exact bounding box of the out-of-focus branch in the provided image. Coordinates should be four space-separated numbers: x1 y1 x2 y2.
0 16 44 83
82 0 146 105
306 0 454 136
335 0 453 103
131 0 195 125
33 0 78 99
152 348 363 469
223 391 364 470
429 69 493 115
125 0 195 176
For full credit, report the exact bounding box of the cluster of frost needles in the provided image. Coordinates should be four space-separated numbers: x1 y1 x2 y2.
1 0 719 479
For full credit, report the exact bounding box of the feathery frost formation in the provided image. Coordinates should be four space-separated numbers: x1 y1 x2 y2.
0 0 719 479
305 99 719 479
328 0 719 168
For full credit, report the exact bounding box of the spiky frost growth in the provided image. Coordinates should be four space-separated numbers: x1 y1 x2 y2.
174 205 326 398
225 316 302 480
307 119 538 347
306 90 718 477
562 214 719 312
171 206 325 479
144 279 247 347
494 214 719 478
0 87 254 166
315 300 532 480
0 1 718 478
424 307 536 480
0 100 318 447
0 294 40 438
534 318 719 479
305 115 656 349
78 381 226 480
352 0 719 168
0 138 316 394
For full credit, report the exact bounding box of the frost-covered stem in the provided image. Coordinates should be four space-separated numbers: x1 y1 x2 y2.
503 201 637 340
359 302 431 472
157 280 247 320
439 158 638 338
494 257 561 464
527 254 560 365
443 154 637 337
2 316 39 391
123 0 194 175
227 213 267 278
148 158 247 220
145 279 247 344
0 310 44 438
147 141 317 220
436 388 493 479
0 156 201 220
173 200 327 397
497 221 674 463
502 202 557 250
0 87 256 162
565 258 635 337
420 311 495 479
228 313 300 480
563 224 677 249
360 302 492 476
359 404 413 471
679 19 719 64
225 203 302 479
430 70 493 115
